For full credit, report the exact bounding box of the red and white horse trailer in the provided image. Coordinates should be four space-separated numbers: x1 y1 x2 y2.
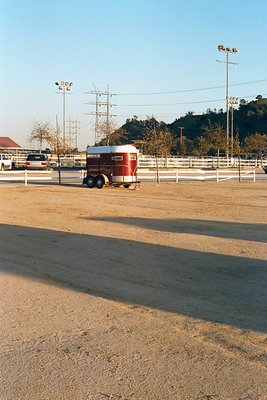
83 145 140 189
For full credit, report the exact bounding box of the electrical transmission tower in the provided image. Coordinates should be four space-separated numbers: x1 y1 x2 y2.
67 119 81 150
85 84 116 144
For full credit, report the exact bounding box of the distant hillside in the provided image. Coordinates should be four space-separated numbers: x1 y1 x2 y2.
106 97 267 146
170 96 267 142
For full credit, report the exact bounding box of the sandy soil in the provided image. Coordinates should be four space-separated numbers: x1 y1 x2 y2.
0 181 267 400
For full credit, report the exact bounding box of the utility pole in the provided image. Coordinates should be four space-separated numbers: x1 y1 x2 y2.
178 126 184 147
228 96 239 158
85 84 116 144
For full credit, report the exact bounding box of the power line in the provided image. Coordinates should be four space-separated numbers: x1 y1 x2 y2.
118 99 226 107
114 79 267 96
116 93 267 107
114 94 267 118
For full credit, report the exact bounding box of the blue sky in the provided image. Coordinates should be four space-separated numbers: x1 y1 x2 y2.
1 0 267 149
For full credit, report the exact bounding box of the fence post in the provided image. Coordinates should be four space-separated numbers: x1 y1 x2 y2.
176 169 179 183
216 169 219 183
165 157 168 168
24 169 28 186
253 170 256 182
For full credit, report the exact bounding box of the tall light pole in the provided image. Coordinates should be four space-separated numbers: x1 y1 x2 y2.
178 126 184 147
178 126 185 155
217 45 238 159
229 96 239 158
55 81 73 144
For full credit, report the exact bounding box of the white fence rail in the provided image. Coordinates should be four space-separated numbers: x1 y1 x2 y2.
137 169 256 183
0 169 258 186
0 170 52 186
6 152 267 169
138 156 266 169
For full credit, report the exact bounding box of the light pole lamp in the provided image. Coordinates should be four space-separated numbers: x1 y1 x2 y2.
55 81 73 145
217 45 238 159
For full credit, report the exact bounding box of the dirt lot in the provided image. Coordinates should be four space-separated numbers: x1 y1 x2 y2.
0 181 267 400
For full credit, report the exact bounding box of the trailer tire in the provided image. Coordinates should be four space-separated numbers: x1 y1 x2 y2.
86 175 95 188
95 175 105 189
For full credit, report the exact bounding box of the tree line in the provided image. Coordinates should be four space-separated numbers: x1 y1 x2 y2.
29 96 267 158
101 96 267 158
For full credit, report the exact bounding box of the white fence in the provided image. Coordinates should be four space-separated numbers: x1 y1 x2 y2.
138 169 256 183
7 152 267 169
138 156 266 169
0 168 258 185
9 154 86 169
0 170 52 186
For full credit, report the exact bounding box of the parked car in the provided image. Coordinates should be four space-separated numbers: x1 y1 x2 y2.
263 165 267 174
0 154 15 170
24 153 49 170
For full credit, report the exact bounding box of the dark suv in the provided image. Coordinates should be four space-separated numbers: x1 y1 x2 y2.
24 153 49 170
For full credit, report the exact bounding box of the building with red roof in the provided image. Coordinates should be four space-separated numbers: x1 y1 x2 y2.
0 137 21 150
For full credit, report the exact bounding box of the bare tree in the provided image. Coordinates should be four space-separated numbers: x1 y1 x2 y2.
97 119 117 145
29 122 53 151
49 126 72 184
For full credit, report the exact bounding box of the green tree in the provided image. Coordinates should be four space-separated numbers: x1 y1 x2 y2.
143 117 176 183
202 122 227 157
242 133 267 159
192 136 210 156
144 117 175 157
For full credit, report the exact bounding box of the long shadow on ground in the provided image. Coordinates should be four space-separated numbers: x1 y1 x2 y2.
1 223 266 333
86 216 267 243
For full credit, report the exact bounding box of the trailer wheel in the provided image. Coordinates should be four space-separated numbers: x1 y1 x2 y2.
95 175 104 189
86 175 95 188
123 184 130 188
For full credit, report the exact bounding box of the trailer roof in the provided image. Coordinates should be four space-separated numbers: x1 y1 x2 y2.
86 145 139 154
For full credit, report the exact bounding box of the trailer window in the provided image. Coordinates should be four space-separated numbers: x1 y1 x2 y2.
87 154 100 158
130 155 137 160
112 156 123 161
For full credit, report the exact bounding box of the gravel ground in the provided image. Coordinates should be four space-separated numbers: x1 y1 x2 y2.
0 181 266 400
